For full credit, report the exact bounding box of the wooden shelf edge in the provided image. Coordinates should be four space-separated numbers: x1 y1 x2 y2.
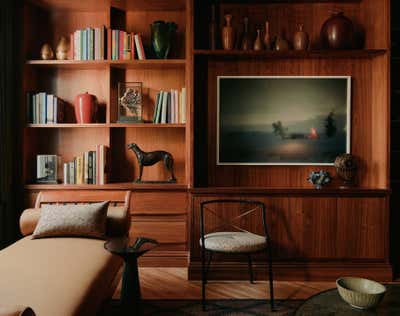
24 183 188 191
190 187 391 196
26 123 186 128
193 49 387 59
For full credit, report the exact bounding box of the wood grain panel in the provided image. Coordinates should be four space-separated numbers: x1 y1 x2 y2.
205 57 388 188
110 128 186 184
130 191 187 214
129 220 187 245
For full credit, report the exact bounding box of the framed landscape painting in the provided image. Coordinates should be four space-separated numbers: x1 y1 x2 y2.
217 76 351 165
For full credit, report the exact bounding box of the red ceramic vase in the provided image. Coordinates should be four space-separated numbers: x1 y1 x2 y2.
74 92 97 123
320 11 354 49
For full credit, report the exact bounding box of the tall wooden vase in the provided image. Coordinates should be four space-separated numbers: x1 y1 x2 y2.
263 20 271 50
222 14 235 50
253 29 263 51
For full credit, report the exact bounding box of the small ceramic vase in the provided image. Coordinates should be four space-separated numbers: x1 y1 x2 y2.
74 92 97 123
151 20 177 59
56 36 70 60
274 35 289 51
40 43 54 60
293 24 309 50
222 14 235 50
253 28 263 51
320 11 354 49
263 20 271 50
240 17 252 51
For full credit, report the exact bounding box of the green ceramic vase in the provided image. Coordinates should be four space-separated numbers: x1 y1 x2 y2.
151 20 177 59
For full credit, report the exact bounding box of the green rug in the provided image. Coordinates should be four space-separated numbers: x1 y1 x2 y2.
100 299 303 315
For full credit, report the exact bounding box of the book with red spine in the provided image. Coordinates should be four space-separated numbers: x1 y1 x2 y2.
130 32 135 60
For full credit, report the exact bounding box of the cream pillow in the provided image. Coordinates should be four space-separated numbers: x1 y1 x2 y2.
32 201 109 239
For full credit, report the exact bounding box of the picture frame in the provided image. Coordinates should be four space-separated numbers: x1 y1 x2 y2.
117 82 144 123
217 76 351 165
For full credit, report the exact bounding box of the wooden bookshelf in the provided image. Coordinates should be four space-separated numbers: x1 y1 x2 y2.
27 123 186 128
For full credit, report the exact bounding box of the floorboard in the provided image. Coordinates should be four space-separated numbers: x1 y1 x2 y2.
112 268 336 300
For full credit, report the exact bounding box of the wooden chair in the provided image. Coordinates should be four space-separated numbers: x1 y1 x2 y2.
199 199 275 311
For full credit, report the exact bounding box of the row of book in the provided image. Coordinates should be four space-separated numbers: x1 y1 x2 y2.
70 26 147 61
63 145 109 185
153 88 186 124
27 92 64 124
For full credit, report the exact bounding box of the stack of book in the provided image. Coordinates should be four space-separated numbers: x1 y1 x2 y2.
27 92 64 124
71 26 106 60
153 88 186 124
69 26 147 61
63 145 109 185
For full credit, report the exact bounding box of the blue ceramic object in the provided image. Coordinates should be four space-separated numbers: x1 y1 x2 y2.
308 170 332 189
151 21 177 59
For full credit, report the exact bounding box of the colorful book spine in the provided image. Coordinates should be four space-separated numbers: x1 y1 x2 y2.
119 30 125 60
134 34 146 60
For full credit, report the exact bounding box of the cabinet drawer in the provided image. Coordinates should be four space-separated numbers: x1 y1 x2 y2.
130 192 187 215
129 221 187 244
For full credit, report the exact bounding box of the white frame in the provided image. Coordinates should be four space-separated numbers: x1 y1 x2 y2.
216 76 352 166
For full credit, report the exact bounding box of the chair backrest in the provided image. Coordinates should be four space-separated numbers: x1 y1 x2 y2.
35 190 131 209
200 199 270 239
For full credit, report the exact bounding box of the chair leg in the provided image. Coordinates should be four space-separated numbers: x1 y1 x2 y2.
247 255 254 284
205 252 213 284
266 247 275 311
201 248 207 311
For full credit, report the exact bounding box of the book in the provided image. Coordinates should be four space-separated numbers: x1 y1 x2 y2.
88 151 94 184
167 92 171 123
180 87 186 123
46 94 54 124
92 151 96 184
174 89 179 123
119 30 125 60
39 92 46 124
100 26 105 60
74 30 80 60
170 90 175 123
153 92 161 123
81 29 86 60
130 32 135 60
88 27 94 60
63 163 69 184
68 161 75 184
84 151 89 184
76 155 84 184
134 34 146 60
107 28 112 60
161 91 168 123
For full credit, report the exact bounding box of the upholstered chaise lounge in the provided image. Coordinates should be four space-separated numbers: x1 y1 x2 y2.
0 190 131 316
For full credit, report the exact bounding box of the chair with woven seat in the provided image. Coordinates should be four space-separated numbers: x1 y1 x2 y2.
199 199 275 311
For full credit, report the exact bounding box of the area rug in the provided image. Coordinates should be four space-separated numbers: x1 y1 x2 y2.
100 299 303 315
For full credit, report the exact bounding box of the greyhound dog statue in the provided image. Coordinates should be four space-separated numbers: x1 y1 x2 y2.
127 143 176 183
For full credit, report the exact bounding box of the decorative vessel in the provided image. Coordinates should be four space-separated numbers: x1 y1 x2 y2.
336 277 386 309
253 28 263 51
307 170 331 189
274 35 289 51
74 92 97 124
209 5 217 50
56 36 69 60
320 11 354 49
40 43 54 60
334 153 357 187
240 17 252 51
222 14 235 50
263 20 271 50
293 24 309 50
150 20 177 59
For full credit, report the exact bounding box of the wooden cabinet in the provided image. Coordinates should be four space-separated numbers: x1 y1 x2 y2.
189 189 391 281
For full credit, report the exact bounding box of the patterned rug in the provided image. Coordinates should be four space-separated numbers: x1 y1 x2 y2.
100 299 303 316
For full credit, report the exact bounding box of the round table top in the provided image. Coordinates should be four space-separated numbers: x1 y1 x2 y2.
104 237 158 257
295 284 400 316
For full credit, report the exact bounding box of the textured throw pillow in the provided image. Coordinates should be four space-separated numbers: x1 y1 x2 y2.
32 201 109 239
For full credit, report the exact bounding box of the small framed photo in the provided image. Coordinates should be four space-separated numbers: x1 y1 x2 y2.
36 155 60 184
117 82 143 123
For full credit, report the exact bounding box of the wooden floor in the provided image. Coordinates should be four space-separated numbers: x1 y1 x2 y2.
113 268 335 300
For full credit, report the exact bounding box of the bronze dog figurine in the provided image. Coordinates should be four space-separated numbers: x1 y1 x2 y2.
127 143 176 183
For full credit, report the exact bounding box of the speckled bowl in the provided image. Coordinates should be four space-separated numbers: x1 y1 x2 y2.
336 277 386 309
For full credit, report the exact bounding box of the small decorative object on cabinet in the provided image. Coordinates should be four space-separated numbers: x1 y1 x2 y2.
293 24 309 50
264 20 271 50
74 92 97 124
334 153 357 188
307 170 331 189
222 14 235 50
253 28 263 51
118 82 143 123
274 35 289 51
240 17 252 51
40 43 54 60
55 36 69 60
209 4 217 50
321 11 354 49
150 20 177 59
127 143 176 183
36 155 60 184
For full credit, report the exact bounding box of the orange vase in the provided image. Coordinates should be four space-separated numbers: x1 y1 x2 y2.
74 92 97 123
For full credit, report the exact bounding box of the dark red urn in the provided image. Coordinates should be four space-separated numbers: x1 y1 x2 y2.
320 11 354 49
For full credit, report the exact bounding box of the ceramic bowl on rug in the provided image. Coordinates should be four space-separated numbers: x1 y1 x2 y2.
336 277 386 309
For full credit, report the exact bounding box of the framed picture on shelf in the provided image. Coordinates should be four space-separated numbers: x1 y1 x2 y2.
217 76 352 165
36 155 60 184
117 82 143 123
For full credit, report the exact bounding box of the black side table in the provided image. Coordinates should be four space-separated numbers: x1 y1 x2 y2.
104 237 158 312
